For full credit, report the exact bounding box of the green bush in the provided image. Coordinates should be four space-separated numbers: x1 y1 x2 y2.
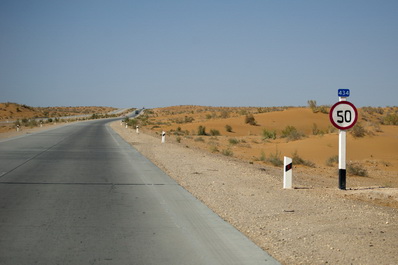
222 148 233 156
262 129 276 140
281 126 304 141
383 113 398 125
228 138 239 145
292 151 315 167
210 129 221 136
267 149 283 167
197 125 207 136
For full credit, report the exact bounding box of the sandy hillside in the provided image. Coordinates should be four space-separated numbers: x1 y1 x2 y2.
129 105 398 189
0 103 117 133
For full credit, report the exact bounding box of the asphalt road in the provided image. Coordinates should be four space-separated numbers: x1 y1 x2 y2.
0 119 279 265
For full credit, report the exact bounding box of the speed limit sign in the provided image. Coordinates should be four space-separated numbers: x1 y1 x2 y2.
329 101 358 130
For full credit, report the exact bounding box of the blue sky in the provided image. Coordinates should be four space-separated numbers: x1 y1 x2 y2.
1 0 397 108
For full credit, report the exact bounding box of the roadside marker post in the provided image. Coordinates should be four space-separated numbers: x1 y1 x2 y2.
161 131 166 143
16 125 20 132
283 156 293 189
136 126 139 134
329 89 358 190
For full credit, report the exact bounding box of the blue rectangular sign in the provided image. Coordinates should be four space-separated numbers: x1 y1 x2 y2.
338 89 350 97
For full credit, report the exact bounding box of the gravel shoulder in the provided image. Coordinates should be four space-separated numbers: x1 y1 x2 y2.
117 123 397 264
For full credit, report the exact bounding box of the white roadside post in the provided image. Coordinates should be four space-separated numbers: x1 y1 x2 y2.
125 123 128 129
136 125 139 134
283 156 293 189
161 131 166 143
16 125 20 132
329 89 358 190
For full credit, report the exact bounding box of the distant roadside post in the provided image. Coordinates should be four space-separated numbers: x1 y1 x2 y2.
283 156 293 189
329 89 358 190
161 131 166 143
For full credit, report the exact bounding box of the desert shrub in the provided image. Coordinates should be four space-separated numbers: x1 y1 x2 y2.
308 100 318 112
307 100 328 114
220 110 230 119
194 137 205 142
363 106 384 115
127 119 138 127
225 124 233 132
229 138 239 145
222 148 233 156
383 113 398 125
347 163 368 177
350 123 366 138
210 129 221 136
209 145 219 153
267 149 283 167
245 114 257 125
281 125 304 141
292 151 315 167
197 125 207 136
327 125 337 133
326 155 339 167
312 123 324 135
262 129 276 140
176 116 194 124
259 151 266 162
176 136 182 143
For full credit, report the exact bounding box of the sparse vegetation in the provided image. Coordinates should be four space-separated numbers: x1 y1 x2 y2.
383 113 398 125
245 114 257 125
326 155 339 167
312 123 324 135
267 149 283 167
347 163 368 177
228 138 240 145
225 124 233 132
210 129 221 136
307 100 328 114
281 125 304 141
195 137 205 142
209 145 219 153
350 123 367 138
222 148 233 156
262 129 276 140
197 125 207 136
292 151 315 167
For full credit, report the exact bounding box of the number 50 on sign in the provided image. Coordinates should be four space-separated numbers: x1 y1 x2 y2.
329 101 358 130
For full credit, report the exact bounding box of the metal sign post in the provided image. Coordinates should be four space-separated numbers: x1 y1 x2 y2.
329 89 358 190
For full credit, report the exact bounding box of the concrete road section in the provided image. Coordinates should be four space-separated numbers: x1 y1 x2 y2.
0 119 279 265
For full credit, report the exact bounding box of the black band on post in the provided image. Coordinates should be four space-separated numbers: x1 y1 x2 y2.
339 169 346 190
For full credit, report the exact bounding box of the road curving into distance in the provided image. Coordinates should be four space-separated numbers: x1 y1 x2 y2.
0 118 279 265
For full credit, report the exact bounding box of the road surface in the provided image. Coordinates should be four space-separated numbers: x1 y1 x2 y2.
0 119 279 265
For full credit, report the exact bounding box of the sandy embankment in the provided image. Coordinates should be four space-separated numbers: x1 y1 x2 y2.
110 121 398 265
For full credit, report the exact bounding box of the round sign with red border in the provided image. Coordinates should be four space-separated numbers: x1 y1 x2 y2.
329 101 358 130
